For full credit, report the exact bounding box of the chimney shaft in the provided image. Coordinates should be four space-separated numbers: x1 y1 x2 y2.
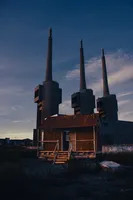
101 49 110 96
80 40 86 90
45 28 52 82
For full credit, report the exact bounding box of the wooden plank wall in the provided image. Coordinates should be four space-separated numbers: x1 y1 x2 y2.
43 131 62 151
76 127 94 151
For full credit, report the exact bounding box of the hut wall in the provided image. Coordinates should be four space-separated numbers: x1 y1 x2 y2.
43 131 62 151
76 127 94 151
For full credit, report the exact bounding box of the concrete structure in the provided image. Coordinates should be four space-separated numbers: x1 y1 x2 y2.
33 33 101 164
71 40 95 115
97 49 118 122
33 29 62 146
114 121 133 144
100 120 133 145
33 29 133 155
97 49 133 145
42 28 62 118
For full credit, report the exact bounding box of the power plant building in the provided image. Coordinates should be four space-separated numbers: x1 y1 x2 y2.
33 29 133 163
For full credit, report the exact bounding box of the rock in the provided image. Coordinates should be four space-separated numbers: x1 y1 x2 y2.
100 161 121 173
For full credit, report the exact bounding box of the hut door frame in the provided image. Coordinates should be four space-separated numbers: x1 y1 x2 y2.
61 132 63 151
69 132 76 151
93 126 96 152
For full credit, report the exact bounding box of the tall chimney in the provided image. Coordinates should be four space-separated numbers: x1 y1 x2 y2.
45 28 52 82
80 40 86 90
101 48 110 96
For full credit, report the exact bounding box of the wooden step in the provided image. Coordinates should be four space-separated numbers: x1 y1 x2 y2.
56 155 68 158
55 161 65 164
55 159 68 163
56 156 68 159
56 158 67 160
39 151 69 164
54 151 68 164
56 155 67 157
57 155 68 158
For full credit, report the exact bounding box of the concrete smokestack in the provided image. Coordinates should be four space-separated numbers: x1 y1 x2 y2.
80 40 86 90
33 28 62 146
71 40 95 115
45 28 52 82
101 48 110 97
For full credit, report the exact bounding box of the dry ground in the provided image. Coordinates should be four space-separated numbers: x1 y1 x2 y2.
0 158 133 200
0 148 133 200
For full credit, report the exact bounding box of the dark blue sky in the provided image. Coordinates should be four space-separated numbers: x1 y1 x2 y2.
0 0 133 138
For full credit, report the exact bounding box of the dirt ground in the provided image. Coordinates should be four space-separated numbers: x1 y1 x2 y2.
0 158 133 200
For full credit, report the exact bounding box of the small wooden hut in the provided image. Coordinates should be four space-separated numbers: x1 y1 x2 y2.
37 114 102 164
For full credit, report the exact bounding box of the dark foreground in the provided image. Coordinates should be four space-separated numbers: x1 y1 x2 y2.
1 147 133 200
0 158 133 200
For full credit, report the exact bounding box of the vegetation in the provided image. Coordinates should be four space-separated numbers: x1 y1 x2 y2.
1 147 133 199
0 146 37 163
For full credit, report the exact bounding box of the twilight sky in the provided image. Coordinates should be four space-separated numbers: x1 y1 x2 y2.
0 0 133 139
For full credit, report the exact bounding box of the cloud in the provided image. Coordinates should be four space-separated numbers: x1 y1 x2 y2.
0 86 32 96
12 119 34 123
59 100 73 114
119 111 133 121
4 131 32 139
59 100 100 115
65 50 133 121
117 91 133 98
118 99 131 107
66 49 133 93
0 87 22 95
11 105 23 111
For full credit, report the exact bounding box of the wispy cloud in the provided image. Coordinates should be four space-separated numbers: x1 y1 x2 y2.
4 131 33 139
11 105 23 111
117 92 133 98
59 100 73 114
65 50 133 121
119 111 133 121
12 119 34 123
0 84 32 96
118 99 131 107
66 49 133 80
66 50 133 94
